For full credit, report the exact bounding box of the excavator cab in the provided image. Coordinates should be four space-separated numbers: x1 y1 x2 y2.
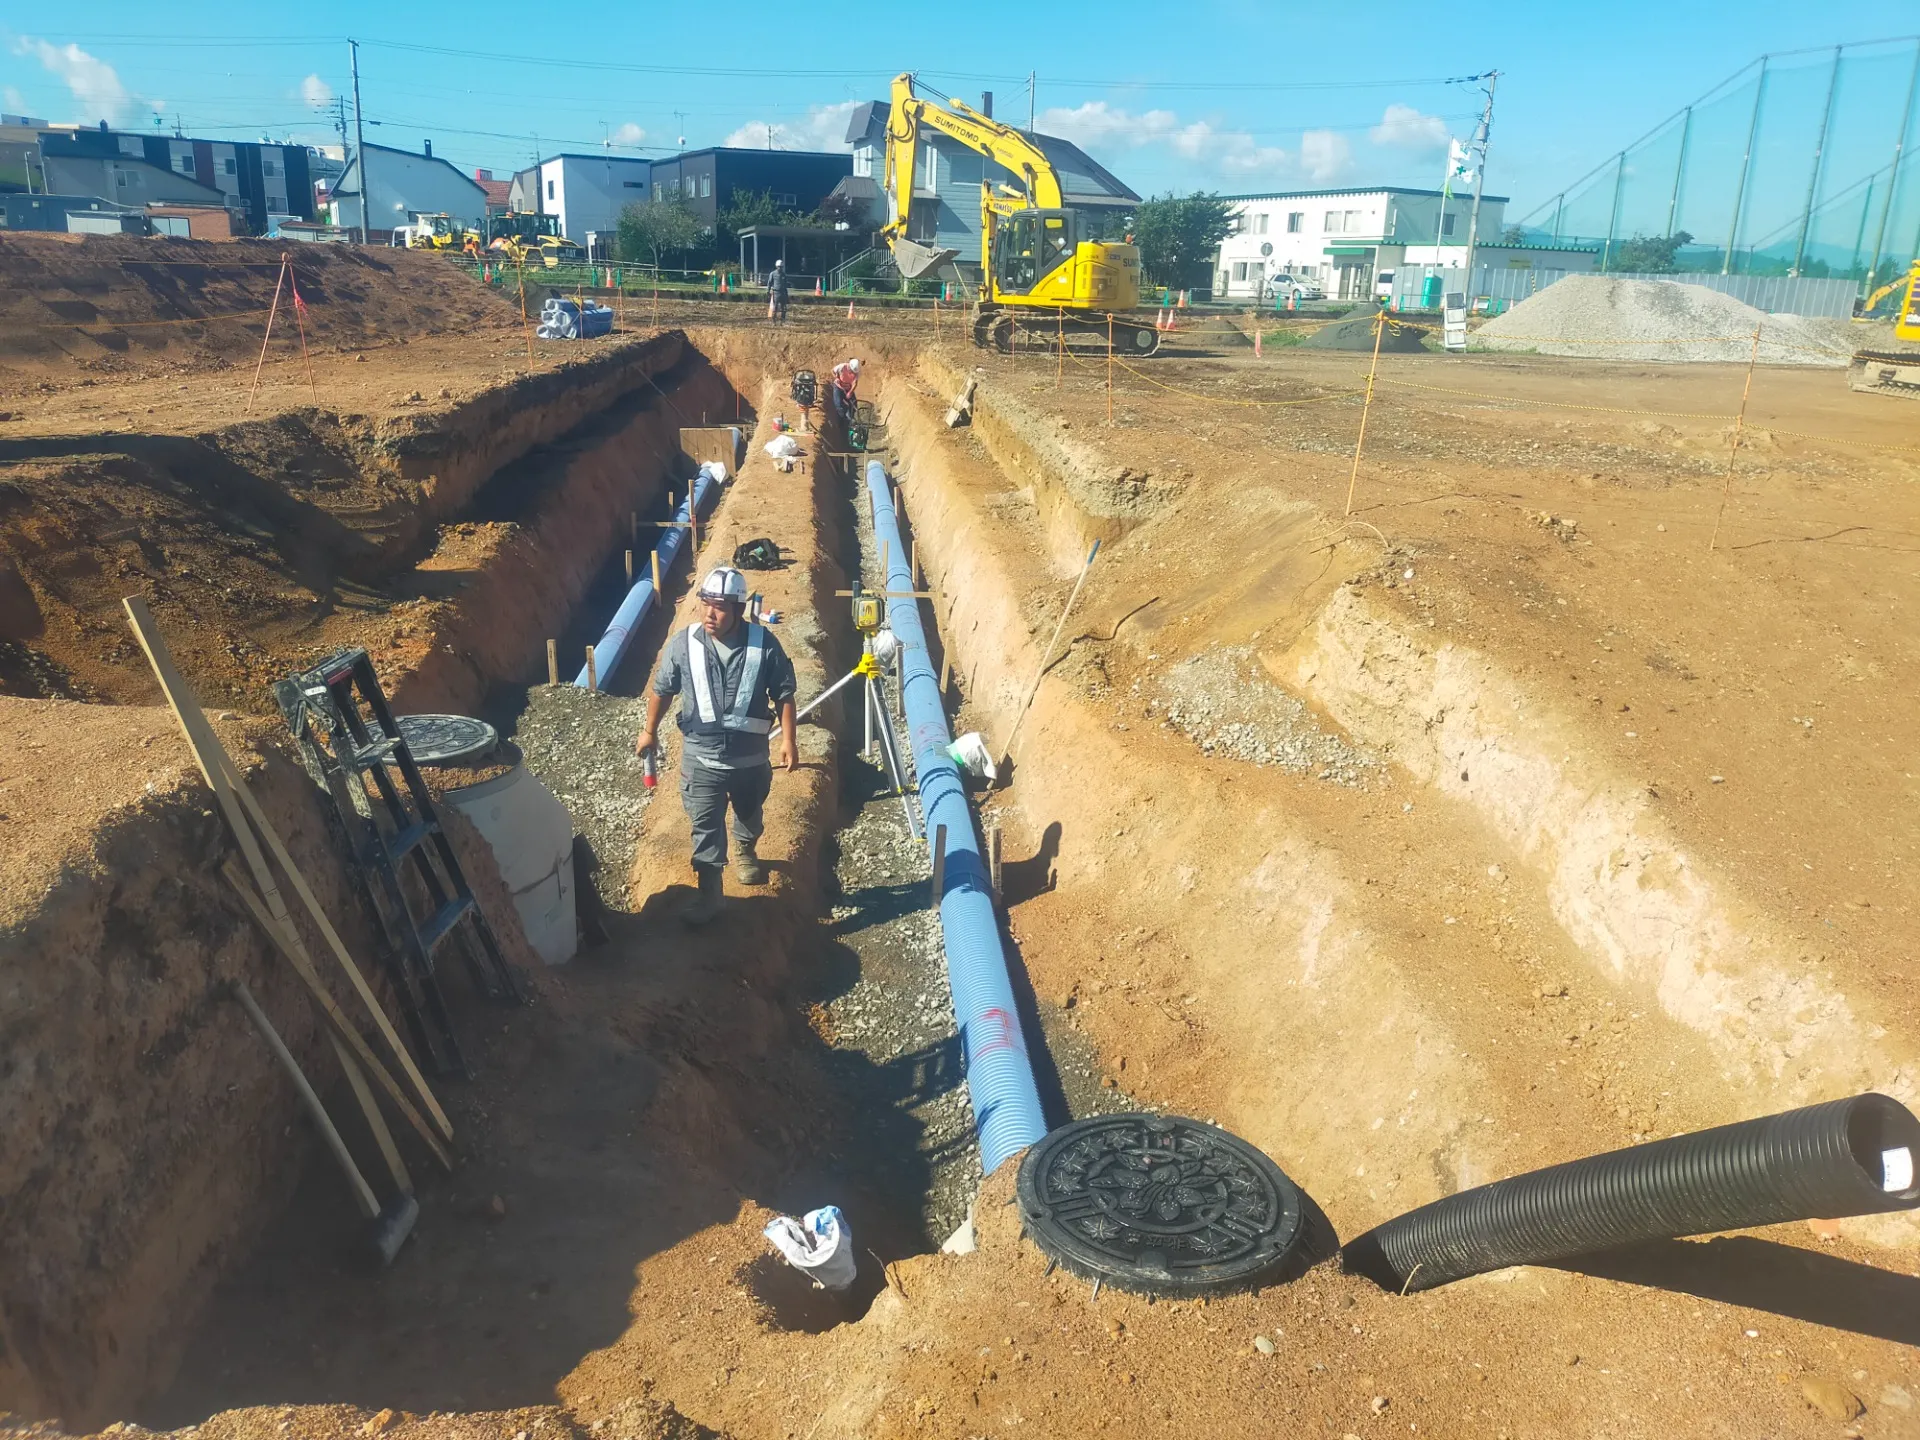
992 210 1075 296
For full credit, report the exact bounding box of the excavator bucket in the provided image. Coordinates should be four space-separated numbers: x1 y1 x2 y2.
890 238 960 281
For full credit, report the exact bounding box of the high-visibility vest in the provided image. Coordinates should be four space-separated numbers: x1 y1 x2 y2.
683 623 773 737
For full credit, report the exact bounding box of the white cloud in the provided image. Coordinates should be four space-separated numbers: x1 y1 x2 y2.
1370 102 1449 157
12 38 131 125
4 85 27 114
722 100 862 152
1300 129 1352 182
608 121 646 148
1038 101 1291 177
300 73 332 108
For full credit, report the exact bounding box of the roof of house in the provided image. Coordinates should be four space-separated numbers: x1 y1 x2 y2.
843 99 1137 205
331 143 489 200
1223 186 1511 204
477 178 511 207
538 152 653 166
648 146 851 165
829 175 881 201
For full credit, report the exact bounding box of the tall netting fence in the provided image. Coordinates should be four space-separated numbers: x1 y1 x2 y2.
1516 37 1920 294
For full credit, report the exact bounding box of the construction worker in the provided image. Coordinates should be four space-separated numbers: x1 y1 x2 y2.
768 259 790 322
829 356 861 420
636 566 800 924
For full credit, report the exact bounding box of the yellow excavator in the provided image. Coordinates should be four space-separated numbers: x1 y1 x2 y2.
1848 258 1920 398
880 72 1156 354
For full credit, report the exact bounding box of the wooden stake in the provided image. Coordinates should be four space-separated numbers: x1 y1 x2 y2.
1057 306 1065 389
586 645 598 692
1106 312 1115 426
630 510 638 548
939 650 952 697
1710 324 1764 553
285 253 317 404
245 255 289 413
517 258 534 367
546 638 558 686
910 539 918 587
651 550 662 593
1001 539 1101 768
931 824 948 903
988 824 1003 899
625 549 634 585
1343 308 1387 517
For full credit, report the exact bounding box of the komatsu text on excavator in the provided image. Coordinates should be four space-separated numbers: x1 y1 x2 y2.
880 72 1158 354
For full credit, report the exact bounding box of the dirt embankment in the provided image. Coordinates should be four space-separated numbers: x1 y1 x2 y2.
0 692 540 1428
0 235 521 386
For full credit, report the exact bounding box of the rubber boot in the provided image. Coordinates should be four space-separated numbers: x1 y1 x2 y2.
734 839 767 886
682 864 725 926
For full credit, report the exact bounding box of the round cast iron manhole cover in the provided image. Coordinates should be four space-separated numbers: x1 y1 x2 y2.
397 713 500 767
1016 1113 1305 1297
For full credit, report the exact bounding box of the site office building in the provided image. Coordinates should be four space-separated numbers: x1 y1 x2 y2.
1215 187 1513 300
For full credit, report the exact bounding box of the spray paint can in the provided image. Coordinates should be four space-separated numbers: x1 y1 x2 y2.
642 742 658 790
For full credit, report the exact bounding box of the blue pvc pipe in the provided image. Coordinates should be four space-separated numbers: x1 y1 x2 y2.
865 459 1047 1174
574 467 719 688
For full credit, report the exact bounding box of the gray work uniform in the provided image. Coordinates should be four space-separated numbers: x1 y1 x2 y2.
652 620 797 869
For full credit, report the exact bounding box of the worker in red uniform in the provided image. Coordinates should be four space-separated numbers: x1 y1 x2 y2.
829 357 861 420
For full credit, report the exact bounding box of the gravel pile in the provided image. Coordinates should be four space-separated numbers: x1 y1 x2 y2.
509 684 654 910
1149 644 1375 785
1475 275 1856 366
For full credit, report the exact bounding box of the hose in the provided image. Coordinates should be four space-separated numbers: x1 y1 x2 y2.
1342 1092 1920 1293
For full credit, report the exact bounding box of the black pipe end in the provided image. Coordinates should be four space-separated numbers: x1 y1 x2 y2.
1847 1093 1920 1205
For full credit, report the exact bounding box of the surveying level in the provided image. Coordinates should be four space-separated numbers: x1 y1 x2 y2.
850 584 883 635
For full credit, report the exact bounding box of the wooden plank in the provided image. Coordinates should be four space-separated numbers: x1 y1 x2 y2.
679 426 737 476
124 598 455 1166
217 746 454 1141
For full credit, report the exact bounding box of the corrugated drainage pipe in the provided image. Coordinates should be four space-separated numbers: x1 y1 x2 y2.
573 466 719 688
1341 1092 1920 1293
866 459 1047 1174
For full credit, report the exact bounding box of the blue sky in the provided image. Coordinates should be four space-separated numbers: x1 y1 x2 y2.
0 5 1905 213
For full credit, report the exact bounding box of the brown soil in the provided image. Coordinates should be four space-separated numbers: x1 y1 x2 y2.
5 241 1918 1440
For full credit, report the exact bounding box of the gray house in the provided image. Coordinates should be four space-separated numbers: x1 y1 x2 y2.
843 99 1139 285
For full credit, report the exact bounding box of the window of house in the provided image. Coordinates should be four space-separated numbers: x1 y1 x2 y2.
1323 210 1340 232
623 179 645 188
1287 211 1303 233
178 154 194 173
774 191 796 206
263 160 277 177
654 182 664 200
917 145 938 190
224 157 236 175
1256 214 1269 235
1346 209 1364 231
1442 213 1456 236
1232 261 1248 281
700 174 712 198
547 179 555 200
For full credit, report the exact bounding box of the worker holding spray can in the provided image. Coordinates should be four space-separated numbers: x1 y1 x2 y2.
636 566 799 925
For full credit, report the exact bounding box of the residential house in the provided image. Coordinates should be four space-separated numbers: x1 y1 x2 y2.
473 168 512 218
328 140 487 239
508 153 652 244
639 148 851 226
843 98 1139 285
31 125 318 234
1211 187 1593 303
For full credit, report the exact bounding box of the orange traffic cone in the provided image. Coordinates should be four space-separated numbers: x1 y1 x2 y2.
1178 289 1189 309
815 277 823 295
1254 328 1263 357
847 298 855 319
720 273 729 294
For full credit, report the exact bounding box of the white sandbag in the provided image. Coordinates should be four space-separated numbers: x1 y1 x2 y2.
947 731 997 782
764 433 803 460
699 460 730 487
763 1205 856 1290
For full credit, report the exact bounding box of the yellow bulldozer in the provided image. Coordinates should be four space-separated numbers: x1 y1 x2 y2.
879 72 1155 354
1848 258 1920 398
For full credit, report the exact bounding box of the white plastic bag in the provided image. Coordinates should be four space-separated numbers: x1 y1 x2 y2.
764 433 803 460
763 1205 857 1290
947 731 997 783
699 459 729 486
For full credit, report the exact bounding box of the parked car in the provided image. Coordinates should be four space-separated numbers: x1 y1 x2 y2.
1265 270 1325 304
1374 269 1396 300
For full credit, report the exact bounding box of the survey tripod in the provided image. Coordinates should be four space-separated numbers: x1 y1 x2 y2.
798 586 919 838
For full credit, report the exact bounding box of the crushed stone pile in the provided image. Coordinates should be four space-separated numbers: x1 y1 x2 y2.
1474 275 1858 366
510 683 654 910
1303 314 1428 352
1148 644 1376 785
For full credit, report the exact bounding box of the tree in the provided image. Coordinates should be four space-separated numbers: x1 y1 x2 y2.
1133 192 1235 290
1605 230 1693 274
1501 224 1529 245
617 198 705 269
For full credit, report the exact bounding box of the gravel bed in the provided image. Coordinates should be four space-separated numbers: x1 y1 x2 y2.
506 683 654 910
1147 643 1375 785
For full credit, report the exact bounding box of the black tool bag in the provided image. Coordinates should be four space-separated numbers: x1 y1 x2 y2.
733 537 784 571
790 370 817 408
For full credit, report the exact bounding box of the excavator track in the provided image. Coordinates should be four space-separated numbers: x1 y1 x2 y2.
972 308 1161 357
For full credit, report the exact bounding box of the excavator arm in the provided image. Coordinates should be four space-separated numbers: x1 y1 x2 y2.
881 72 1064 280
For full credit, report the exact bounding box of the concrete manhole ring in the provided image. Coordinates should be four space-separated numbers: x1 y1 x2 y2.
1016 1113 1305 1297
396 712 500 767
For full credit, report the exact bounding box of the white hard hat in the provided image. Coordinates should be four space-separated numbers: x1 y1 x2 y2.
773 258 783 267
848 357 862 373
698 566 748 603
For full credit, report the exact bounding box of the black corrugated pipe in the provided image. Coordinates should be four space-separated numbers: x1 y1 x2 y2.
1342 1093 1920 1293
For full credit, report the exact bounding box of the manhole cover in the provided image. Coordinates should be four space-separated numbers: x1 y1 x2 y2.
1016 1113 1305 1297
397 713 499 767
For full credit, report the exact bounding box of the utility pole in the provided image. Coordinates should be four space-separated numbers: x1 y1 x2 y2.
1461 70 1498 309
349 38 369 245
674 112 687 152
1027 72 1036 132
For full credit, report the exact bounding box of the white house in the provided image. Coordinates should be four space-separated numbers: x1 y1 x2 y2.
509 154 652 245
1215 187 1512 301
328 140 488 238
